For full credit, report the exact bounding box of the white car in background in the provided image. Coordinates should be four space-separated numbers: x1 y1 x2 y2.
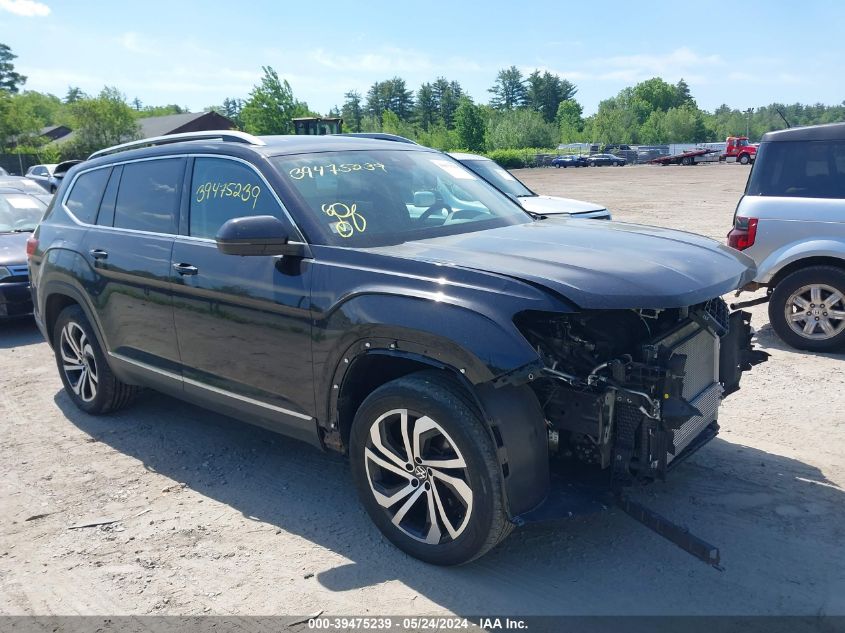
449 152 612 219
25 163 57 191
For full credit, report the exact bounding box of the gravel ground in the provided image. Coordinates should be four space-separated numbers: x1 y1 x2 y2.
1 163 843 618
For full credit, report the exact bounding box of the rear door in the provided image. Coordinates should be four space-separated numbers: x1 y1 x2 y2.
169 156 315 440
81 157 185 385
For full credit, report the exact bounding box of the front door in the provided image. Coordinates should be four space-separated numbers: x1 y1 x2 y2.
170 156 315 440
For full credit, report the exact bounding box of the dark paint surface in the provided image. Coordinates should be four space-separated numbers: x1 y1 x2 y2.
372 217 756 309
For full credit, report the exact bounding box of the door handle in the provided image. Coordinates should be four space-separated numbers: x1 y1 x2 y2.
173 263 199 276
89 249 108 260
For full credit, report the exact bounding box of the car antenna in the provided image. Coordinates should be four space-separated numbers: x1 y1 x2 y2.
775 108 791 128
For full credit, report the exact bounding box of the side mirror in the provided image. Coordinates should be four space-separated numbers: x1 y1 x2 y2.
215 215 308 257
413 191 436 207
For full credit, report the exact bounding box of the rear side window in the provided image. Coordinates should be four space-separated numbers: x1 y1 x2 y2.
114 158 184 234
65 168 111 224
747 141 845 199
188 157 283 239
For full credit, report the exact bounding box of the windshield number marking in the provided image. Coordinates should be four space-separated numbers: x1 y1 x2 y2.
290 162 386 180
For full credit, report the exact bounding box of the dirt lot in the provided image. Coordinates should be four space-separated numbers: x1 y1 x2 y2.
2 163 844 618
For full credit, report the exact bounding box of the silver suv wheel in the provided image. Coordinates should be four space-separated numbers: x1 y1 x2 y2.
785 283 845 340
364 408 473 545
59 321 98 402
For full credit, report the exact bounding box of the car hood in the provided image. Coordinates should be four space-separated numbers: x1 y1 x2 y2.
0 232 28 266
519 195 607 216
378 218 756 309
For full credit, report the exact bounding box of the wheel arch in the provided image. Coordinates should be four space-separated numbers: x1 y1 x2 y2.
333 350 549 519
41 281 106 351
768 254 845 289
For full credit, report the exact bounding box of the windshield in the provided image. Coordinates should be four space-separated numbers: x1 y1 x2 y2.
273 150 531 247
460 159 534 198
0 193 47 232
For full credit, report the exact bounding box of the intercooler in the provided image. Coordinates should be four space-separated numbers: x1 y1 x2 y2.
653 322 723 461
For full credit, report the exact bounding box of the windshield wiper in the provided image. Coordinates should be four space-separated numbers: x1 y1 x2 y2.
11 228 35 233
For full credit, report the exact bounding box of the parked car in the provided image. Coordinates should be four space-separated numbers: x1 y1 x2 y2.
729 122 845 351
1 188 47 318
25 163 58 191
47 159 83 193
587 154 627 167
29 131 765 565
0 176 53 203
450 152 610 219
551 155 588 168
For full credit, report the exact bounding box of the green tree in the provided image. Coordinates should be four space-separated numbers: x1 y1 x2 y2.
64 86 86 104
556 99 584 143
431 77 463 128
137 104 187 118
415 83 437 131
341 90 363 132
526 70 577 123
365 77 414 123
487 109 556 149
241 66 309 135
61 87 140 157
488 66 526 110
454 97 486 152
0 43 26 94
662 104 707 142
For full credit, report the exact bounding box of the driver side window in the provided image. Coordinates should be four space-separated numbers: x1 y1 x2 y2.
189 158 284 239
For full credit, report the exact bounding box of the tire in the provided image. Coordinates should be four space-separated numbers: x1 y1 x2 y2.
349 370 512 565
612 161 619 167
681 156 692 166
589 161 596 167
768 266 845 352
53 305 140 414
739 154 750 165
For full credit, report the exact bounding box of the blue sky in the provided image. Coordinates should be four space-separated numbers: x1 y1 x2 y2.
2 0 843 115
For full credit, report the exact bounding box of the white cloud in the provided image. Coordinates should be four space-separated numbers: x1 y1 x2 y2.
309 46 487 75
0 0 49 16
119 32 159 56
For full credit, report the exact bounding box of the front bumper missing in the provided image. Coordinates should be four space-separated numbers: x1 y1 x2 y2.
514 421 722 566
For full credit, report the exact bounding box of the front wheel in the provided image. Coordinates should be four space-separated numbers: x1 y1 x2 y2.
612 161 619 166
769 266 845 352
349 371 511 565
53 305 140 413
739 154 751 165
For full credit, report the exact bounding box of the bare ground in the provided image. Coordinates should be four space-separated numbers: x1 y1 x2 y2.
1 163 844 617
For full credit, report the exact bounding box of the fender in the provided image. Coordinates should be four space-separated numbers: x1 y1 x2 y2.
316 293 545 425
756 238 845 284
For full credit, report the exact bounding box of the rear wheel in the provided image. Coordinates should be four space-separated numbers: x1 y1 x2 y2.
681 156 692 166
53 305 139 414
739 153 751 165
349 371 511 565
769 266 845 352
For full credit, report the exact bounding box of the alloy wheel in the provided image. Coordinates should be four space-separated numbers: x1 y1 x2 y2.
60 321 98 402
364 408 473 545
785 283 845 340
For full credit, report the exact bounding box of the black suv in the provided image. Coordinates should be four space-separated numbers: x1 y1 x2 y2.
28 131 765 565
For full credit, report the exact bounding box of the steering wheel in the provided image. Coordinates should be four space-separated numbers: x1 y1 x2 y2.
418 202 453 222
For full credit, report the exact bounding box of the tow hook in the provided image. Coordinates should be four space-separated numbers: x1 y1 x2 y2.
616 494 722 568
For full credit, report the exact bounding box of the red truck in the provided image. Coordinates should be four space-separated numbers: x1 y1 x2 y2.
721 136 757 165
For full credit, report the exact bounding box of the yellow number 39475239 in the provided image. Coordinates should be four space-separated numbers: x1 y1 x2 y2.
321 202 367 238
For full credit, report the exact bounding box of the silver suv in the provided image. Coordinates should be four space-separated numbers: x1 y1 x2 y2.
729 122 845 351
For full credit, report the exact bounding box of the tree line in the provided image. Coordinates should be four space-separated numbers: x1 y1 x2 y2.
1 41 843 162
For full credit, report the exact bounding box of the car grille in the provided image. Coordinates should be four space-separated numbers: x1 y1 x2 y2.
1 264 28 283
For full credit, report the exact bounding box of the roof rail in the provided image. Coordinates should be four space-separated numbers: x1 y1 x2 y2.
88 130 266 160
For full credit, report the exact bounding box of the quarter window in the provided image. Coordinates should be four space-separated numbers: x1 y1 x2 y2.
65 168 111 224
113 158 184 234
189 158 282 239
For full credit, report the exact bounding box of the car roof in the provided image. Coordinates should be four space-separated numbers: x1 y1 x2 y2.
78 134 436 172
761 122 845 143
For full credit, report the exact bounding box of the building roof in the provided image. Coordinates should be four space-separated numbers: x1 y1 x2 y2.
51 111 235 147
761 122 845 143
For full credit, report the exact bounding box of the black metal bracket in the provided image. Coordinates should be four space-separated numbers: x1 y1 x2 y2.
616 495 721 568
729 295 770 310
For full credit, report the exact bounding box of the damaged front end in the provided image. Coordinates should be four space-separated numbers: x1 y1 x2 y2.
516 299 768 488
